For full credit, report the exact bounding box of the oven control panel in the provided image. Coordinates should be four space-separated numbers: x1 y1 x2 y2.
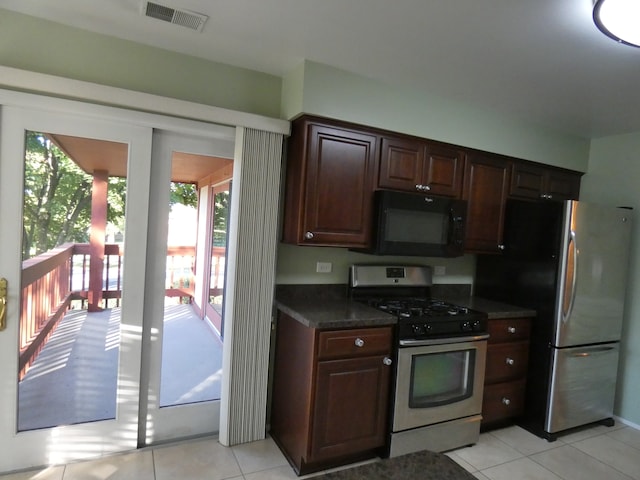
398 315 487 341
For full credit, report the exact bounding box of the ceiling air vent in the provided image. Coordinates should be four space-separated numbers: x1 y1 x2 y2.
142 1 208 32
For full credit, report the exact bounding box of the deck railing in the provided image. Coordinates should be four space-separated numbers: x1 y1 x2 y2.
19 243 225 379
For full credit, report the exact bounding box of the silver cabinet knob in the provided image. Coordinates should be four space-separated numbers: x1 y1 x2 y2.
383 357 393 366
414 184 432 192
506 357 515 366
502 397 511 406
354 338 365 347
304 231 314 240
507 326 516 334
497 244 506 251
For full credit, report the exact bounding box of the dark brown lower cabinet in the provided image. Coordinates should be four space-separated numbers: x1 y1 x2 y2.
270 312 393 475
482 317 532 429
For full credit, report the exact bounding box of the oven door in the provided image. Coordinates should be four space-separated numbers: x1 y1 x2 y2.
393 337 487 432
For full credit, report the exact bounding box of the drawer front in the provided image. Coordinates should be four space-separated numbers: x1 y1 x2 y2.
317 327 393 360
487 318 531 344
485 342 529 383
482 379 526 425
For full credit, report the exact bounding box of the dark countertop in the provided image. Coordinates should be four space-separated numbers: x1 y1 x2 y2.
275 284 396 329
275 284 536 329
441 296 537 320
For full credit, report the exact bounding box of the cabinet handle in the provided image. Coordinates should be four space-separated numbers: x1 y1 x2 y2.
502 397 511 406
497 244 506 251
540 194 554 200
354 338 365 347
415 184 432 192
507 326 516 334
505 357 515 366
304 231 314 240
383 357 393 366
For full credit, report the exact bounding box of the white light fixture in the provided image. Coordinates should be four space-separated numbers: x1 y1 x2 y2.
593 0 640 47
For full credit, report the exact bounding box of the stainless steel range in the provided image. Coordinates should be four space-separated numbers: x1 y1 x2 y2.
350 264 489 457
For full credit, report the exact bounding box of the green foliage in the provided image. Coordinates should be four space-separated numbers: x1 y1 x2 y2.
22 131 127 260
170 182 197 208
213 190 230 247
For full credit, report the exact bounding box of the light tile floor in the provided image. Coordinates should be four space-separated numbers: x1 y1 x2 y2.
2 423 639 479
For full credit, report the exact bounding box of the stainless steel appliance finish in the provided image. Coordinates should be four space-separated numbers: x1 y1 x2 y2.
350 264 489 456
350 264 432 288
547 343 620 433
475 200 633 440
393 335 488 432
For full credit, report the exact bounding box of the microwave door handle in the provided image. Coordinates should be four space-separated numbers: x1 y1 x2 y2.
447 208 455 244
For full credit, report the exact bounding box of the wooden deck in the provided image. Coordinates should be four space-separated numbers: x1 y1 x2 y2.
17 304 223 432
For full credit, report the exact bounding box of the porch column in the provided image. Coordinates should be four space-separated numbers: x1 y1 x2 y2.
88 169 108 312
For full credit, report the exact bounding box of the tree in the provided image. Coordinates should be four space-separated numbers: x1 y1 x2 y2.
170 182 197 208
22 131 127 260
213 190 229 246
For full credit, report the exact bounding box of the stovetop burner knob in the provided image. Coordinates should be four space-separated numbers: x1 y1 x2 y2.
461 321 472 332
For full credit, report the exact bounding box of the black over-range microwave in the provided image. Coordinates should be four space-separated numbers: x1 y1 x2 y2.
361 190 467 257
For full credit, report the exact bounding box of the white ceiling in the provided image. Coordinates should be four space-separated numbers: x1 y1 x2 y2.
2 0 640 139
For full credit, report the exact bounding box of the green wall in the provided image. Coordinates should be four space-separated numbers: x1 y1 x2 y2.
282 61 591 172
276 243 475 286
0 8 282 118
581 134 640 427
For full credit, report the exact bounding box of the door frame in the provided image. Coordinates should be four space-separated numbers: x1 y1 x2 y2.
140 128 234 445
0 78 288 472
0 103 153 472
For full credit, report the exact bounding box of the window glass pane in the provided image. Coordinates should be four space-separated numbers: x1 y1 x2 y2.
409 350 474 408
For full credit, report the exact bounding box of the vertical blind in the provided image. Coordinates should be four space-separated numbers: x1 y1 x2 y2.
219 127 284 445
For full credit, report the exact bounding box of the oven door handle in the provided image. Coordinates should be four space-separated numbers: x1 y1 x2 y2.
399 333 490 347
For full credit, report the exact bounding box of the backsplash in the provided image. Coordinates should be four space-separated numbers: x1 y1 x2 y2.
275 243 476 286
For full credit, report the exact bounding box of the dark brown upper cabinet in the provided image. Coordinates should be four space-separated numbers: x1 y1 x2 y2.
378 135 465 198
463 155 511 254
510 162 581 201
282 116 378 248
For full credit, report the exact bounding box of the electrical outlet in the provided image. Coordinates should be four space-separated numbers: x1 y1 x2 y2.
316 262 332 273
433 265 446 276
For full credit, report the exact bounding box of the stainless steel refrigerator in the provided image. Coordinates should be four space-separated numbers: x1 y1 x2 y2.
475 199 633 440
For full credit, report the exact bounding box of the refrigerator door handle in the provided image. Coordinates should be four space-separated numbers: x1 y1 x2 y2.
570 346 617 357
562 230 578 324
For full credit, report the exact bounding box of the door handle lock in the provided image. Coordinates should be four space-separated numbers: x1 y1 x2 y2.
0 278 7 331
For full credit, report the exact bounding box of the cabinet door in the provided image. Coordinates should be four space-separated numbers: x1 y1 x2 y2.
463 155 510 253
378 135 425 192
378 137 464 198
485 342 530 383
510 162 581 201
424 143 465 198
310 356 390 462
482 379 526 425
509 163 546 200
545 169 581 200
301 124 377 247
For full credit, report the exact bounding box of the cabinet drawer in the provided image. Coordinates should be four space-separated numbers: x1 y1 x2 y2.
485 342 529 383
317 327 393 360
487 318 531 344
482 379 526 424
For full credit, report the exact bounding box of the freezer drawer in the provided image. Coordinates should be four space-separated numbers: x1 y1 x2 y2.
546 343 619 434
